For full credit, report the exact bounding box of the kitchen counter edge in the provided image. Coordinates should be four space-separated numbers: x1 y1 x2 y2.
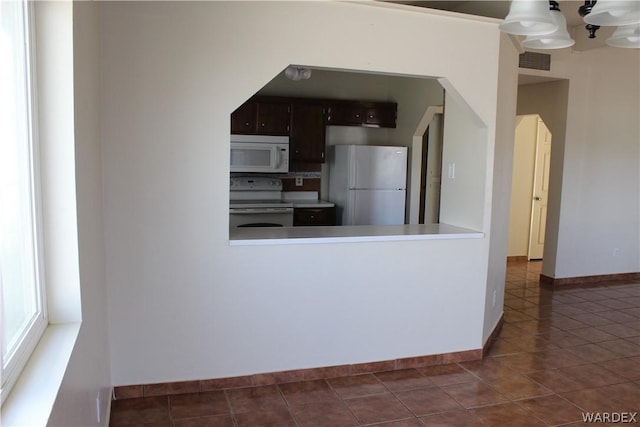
287 200 335 208
229 223 483 246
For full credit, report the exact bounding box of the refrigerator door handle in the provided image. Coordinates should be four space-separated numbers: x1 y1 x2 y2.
348 149 357 188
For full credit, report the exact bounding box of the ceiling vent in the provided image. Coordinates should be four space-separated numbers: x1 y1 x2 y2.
519 52 551 71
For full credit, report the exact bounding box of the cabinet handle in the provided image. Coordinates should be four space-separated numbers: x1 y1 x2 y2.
261 123 265 127
245 122 250 126
355 114 360 118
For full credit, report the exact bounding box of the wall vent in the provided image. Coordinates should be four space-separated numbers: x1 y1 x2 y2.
519 52 551 71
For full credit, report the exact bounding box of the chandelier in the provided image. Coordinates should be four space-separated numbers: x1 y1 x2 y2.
499 0 640 49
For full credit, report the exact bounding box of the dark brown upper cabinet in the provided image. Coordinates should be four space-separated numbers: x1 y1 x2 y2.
230 101 256 134
325 103 364 126
230 96 397 170
290 102 326 164
231 99 290 135
326 101 397 128
363 104 397 127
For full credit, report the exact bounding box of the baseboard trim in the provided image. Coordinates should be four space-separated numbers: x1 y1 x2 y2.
113 317 510 401
540 271 640 287
113 348 484 400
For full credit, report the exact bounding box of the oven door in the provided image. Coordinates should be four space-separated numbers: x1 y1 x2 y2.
229 207 294 228
230 142 289 173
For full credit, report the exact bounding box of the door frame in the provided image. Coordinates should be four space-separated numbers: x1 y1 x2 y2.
408 105 443 224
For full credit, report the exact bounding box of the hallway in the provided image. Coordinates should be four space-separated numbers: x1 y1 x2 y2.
109 261 640 426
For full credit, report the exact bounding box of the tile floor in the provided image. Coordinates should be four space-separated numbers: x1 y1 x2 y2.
109 261 640 426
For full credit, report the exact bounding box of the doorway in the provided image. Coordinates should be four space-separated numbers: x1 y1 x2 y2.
408 105 443 225
419 113 444 224
507 114 552 261
511 78 569 276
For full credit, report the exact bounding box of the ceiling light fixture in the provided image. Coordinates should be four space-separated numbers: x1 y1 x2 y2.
500 0 640 49
606 22 640 47
284 66 312 81
522 3 575 49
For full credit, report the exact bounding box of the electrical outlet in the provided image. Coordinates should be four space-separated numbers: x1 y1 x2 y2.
613 248 620 257
295 176 303 186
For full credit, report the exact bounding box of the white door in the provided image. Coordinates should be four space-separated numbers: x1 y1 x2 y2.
528 119 552 260
351 146 407 189
349 189 406 225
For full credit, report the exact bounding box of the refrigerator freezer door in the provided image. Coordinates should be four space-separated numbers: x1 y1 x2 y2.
347 189 406 225
350 146 407 190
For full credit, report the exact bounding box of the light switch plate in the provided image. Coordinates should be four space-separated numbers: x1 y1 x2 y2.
448 163 456 179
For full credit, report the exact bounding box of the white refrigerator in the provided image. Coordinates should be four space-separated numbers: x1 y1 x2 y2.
328 145 408 226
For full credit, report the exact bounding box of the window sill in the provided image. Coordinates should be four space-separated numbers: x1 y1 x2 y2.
1 323 81 427
229 223 484 246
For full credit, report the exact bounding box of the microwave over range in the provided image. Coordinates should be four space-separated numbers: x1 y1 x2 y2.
230 134 289 173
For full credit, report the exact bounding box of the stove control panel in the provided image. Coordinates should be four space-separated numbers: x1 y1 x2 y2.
230 177 283 191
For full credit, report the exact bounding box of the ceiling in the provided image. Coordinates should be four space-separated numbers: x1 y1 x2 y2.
387 1 587 26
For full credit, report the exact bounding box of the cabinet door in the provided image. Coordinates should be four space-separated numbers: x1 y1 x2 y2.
256 102 290 135
294 207 335 226
231 101 257 134
290 103 326 164
326 103 364 126
364 106 396 128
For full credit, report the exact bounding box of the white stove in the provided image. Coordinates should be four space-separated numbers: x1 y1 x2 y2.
229 177 293 228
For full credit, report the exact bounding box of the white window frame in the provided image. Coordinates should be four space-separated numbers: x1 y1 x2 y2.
0 0 48 406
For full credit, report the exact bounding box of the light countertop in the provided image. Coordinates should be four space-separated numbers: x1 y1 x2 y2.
288 200 335 208
282 191 334 208
229 223 483 246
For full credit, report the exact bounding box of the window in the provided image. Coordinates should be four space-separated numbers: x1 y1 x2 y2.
0 0 47 405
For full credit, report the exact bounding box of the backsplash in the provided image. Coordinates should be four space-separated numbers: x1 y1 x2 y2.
229 171 322 192
282 178 320 192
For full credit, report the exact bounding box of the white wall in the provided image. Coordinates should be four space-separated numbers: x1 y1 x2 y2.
519 46 640 279
555 47 640 277
99 1 507 386
439 91 488 231
508 115 538 257
483 33 520 343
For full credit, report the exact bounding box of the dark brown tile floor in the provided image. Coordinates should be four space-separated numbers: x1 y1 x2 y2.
110 261 640 426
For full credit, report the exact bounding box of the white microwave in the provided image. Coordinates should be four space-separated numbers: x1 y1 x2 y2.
230 134 289 173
